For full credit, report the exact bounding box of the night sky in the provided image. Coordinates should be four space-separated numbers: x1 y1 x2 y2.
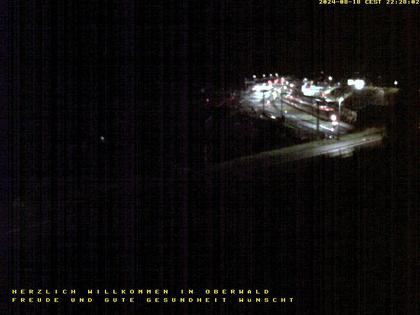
9 1 420 152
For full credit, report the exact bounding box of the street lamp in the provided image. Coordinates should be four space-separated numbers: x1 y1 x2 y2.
315 99 320 136
354 79 365 90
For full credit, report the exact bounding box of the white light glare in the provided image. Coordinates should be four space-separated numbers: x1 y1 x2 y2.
328 76 333 81
252 84 273 92
262 74 266 78
394 80 398 86
253 75 257 79
330 114 337 122
275 73 279 77
354 79 365 90
270 115 276 120
347 79 355 86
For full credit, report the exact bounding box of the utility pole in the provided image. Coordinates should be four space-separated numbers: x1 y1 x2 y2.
316 99 320 137
262 91 265 115
261 89 269 116
337 97 344 140
280 88 284 117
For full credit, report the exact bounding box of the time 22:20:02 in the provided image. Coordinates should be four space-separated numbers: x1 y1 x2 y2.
386 0 420 3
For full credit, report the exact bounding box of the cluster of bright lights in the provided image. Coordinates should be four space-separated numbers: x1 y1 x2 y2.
301 84 324 97
252 84 273 92
348 78 365 90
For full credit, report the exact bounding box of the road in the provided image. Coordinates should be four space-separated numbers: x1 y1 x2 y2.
240 85 353 138
215 127 385 172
